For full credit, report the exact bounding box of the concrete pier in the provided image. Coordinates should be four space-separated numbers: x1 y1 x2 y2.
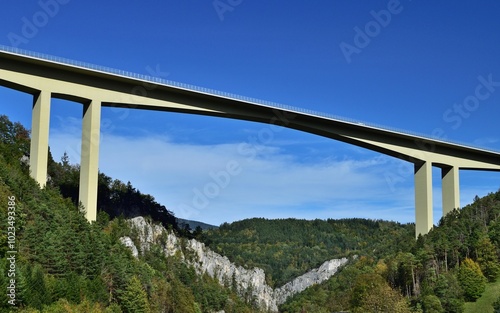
29 90 51 187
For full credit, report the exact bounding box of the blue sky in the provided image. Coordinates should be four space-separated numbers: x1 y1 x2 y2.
0 1 499 226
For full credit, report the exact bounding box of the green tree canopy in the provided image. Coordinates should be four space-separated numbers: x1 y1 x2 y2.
457 258 487 301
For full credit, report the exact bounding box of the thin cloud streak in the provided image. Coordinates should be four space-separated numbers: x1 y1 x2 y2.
48 125 498 227
49 127 419 225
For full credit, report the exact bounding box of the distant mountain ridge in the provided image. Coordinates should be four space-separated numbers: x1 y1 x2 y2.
176 217 219 231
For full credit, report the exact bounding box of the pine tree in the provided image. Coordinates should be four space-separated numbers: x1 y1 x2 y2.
457 258 487 301
149 278 173 313
25 264 50 310
119 275 150 313
475 236 500 282
171 278 197 313
433 273 464 313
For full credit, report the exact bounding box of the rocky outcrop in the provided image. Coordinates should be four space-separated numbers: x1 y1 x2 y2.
126 216 180 257
119 237 139 258
121 216 349 312
273 258 348 305
186 238 277 309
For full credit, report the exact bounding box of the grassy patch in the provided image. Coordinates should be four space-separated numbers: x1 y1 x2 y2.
464 278 500 313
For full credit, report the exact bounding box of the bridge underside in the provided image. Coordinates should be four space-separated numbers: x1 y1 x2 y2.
1 50 500 238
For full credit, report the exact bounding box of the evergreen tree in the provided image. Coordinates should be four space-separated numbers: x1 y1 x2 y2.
25 264 50 310
433 273 464 313
120 275 150 313
149 277 173 313
421 294 444 313
475 236 500 282
0 115 257 313
171 278 197 313
457 258 487 301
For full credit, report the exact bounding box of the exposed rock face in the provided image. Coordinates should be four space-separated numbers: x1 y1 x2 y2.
273 258 348 305
119 237 138 258
127 216 180 257
121 216 349 312
186 238 277 309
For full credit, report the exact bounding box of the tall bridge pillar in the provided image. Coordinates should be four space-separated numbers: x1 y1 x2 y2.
30 90 51 187
79 99 101 222
415 161 433 237
442 166 460 216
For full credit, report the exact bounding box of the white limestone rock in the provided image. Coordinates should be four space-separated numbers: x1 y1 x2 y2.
121 216 349 312
273 257 349 305
119 236 139 258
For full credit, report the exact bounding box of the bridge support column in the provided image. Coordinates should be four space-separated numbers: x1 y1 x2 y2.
442 166 460 216
30 90 51 187
79 99 101 222
415 161 433 237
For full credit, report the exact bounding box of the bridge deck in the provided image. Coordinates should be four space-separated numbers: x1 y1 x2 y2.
1 46 499 237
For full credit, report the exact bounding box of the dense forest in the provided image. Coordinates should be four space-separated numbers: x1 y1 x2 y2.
201 217 414 288
279 189 500 313
0 115 256 312
202 191 500 312
2 114 500 312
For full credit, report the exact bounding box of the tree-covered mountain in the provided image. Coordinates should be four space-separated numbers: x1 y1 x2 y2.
177 218 219 232
0 115 257 312
279 190 500 312
201 217 414 288
201 189 500 312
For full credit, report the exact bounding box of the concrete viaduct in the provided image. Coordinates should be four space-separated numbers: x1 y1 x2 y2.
1 47 499 237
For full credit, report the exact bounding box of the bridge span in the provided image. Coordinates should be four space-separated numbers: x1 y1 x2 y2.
1 47 499 237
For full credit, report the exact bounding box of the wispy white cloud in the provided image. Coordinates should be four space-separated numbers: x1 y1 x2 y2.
49 125 418 226
47 116 499 227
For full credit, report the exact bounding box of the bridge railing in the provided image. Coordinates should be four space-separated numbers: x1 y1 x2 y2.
0 45 498 154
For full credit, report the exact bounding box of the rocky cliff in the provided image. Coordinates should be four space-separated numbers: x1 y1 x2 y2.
120 216 349 312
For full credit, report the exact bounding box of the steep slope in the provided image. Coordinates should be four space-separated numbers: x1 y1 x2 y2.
122 216 349 312
0 115 255 312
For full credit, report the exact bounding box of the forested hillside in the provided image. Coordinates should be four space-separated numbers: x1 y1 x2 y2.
0 115 256 312
202 218 414 288
2 114 500 312
280 190 500 312
201 189 500 312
